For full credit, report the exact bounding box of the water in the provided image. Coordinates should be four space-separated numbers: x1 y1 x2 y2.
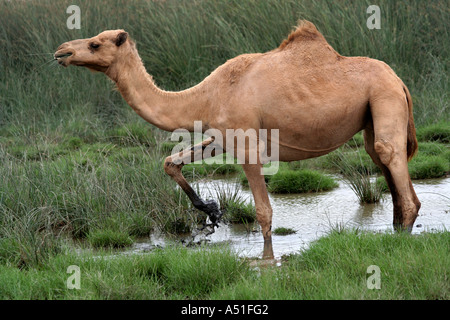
134 176 450 259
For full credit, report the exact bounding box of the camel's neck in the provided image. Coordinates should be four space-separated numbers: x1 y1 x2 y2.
106 43 211 132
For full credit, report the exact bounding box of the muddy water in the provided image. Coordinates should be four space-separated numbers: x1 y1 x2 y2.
135 176 450 259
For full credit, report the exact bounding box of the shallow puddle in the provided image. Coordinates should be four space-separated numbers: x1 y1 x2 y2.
133 175 450 259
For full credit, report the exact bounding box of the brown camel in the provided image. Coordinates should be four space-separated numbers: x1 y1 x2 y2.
54 21 421 259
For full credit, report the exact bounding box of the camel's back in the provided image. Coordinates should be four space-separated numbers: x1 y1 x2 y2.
210 21 348 103
232 21 403 114
225 22 372 113
207 21 406 158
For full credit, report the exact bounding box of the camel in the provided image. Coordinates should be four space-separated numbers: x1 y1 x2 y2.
54 20 421 259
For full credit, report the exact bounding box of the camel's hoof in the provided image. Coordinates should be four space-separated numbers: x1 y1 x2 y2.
193 199 223 224
393 223 413 233
203 199 223 224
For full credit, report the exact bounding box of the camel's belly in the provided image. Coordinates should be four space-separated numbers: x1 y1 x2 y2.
276 140 342 161
262 104 369 161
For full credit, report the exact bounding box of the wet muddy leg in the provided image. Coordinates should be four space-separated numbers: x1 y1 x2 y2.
242 163 274 260
164 137 224 224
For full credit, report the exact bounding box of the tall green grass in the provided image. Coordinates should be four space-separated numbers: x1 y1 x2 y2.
1 0 447 125
0 138 204 266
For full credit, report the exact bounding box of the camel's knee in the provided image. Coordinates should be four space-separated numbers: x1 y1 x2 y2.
164 156 182 177
374 140 395 166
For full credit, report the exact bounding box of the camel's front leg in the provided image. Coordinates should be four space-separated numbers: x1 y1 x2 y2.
164 137 224 224
242 163 274 260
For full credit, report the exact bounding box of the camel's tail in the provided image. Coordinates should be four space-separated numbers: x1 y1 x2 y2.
403 83 418 161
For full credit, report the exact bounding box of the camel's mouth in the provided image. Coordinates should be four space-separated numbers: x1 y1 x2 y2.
54 52 73 66
55 53 72 59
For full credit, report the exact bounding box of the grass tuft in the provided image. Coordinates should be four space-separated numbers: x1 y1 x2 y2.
87 229 134 249
409 154 449 179
416 122 450 143
268 169 338 194
333 150 384 203
213 181 256 223
273 227 296 235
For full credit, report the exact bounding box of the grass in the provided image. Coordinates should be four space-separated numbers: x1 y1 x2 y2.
212 180 256 223
222 201 256 224
334 149 385 203
408 134 450 179
0 134 203 254
416 122 450 143
0 245 252 300
376 176 390 193
0 245 249 299
213 230 450 300
268 169 338 194
183 162 240 178
86 229 134 249
408 154 449 179
0 230 447 299
0 208 63 269
108 123 156 147
273 227 296 235
330 140 449 202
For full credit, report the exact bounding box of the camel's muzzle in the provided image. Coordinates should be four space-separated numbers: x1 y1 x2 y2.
54 53 72 59
54 48 73 66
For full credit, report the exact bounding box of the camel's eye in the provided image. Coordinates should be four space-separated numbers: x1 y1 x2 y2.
90 43 100 49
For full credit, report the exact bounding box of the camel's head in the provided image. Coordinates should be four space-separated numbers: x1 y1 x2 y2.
54 30 129 72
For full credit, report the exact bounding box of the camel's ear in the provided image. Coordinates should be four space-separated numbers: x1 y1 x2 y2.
115 31 128 47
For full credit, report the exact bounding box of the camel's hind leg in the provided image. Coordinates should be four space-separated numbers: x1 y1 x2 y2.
366 100 421 231
164 137 224 224
242 163 274 259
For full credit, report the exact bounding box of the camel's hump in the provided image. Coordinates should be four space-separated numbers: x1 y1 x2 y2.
278 20 324 50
